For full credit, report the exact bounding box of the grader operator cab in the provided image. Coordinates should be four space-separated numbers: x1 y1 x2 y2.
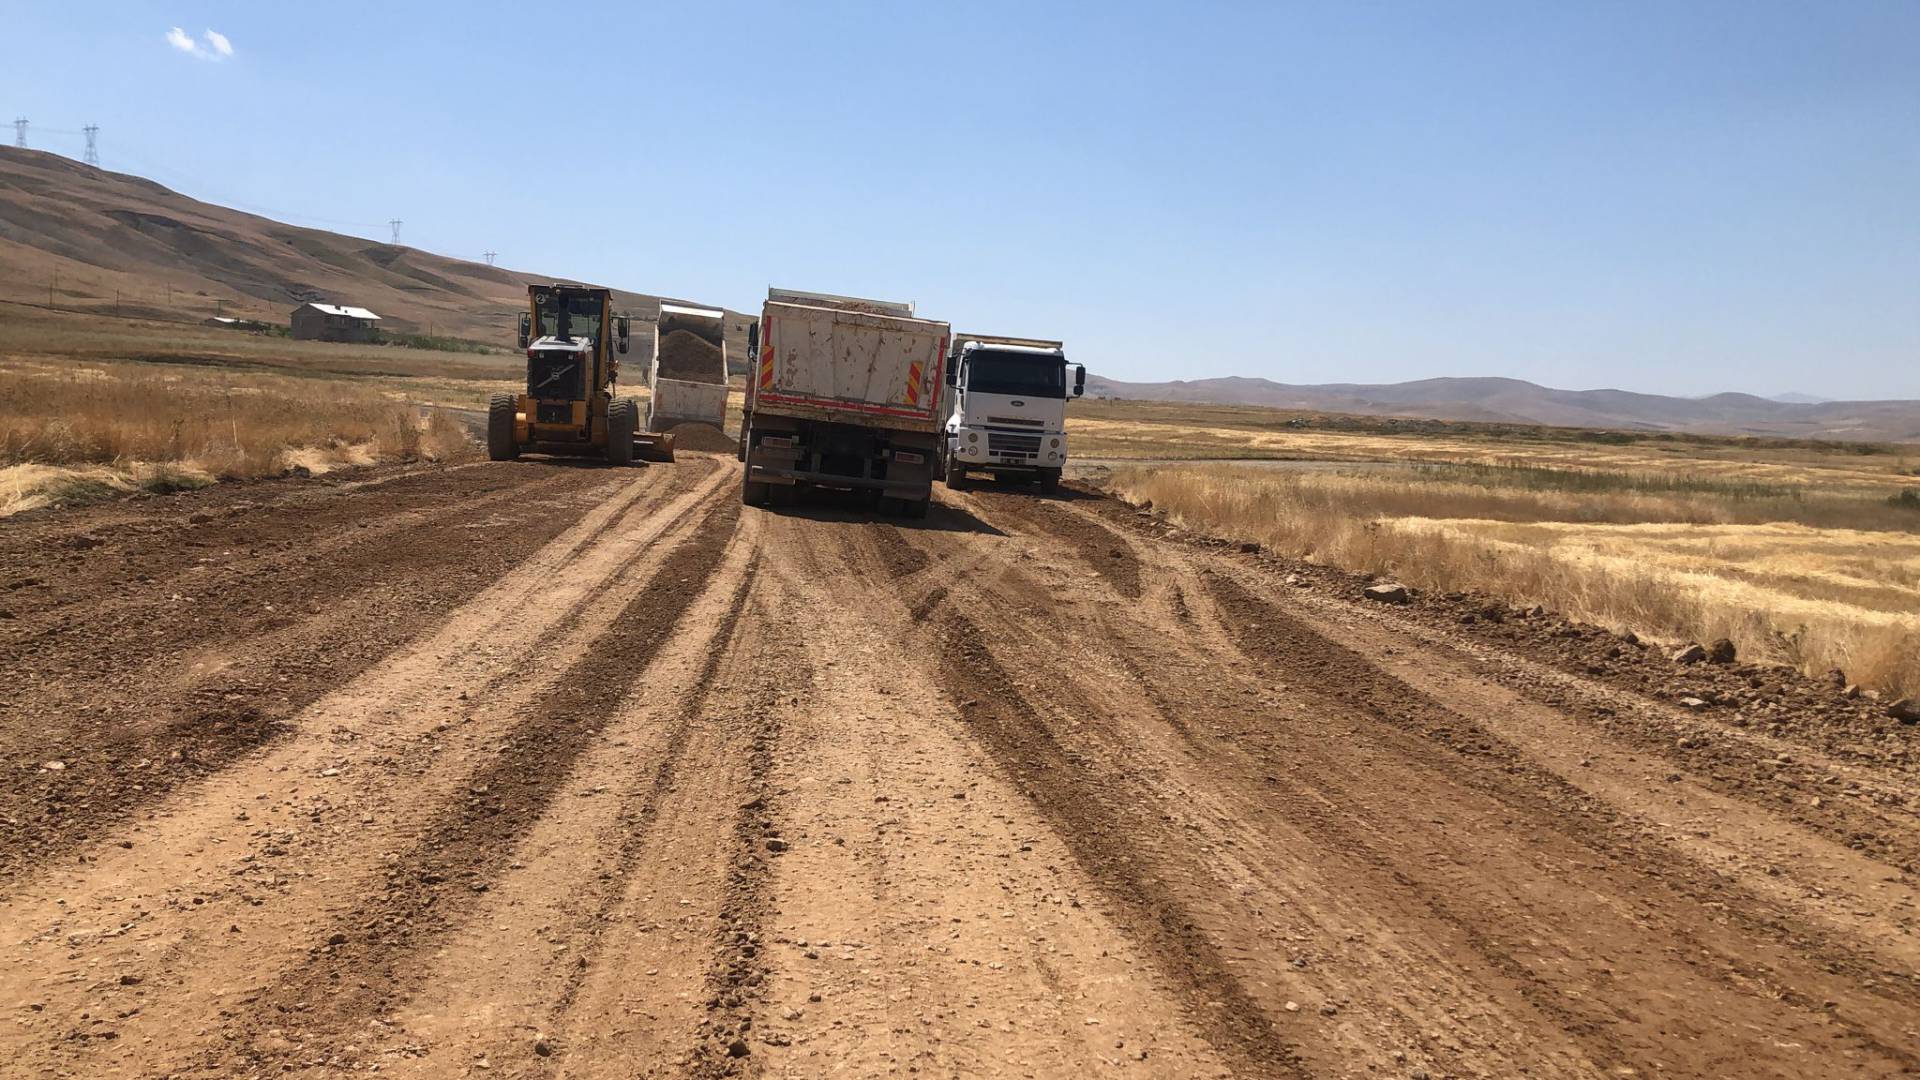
488 283 672 465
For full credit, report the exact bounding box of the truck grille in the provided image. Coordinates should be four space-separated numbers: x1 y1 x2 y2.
987 432 1042 459
986 416 1043 427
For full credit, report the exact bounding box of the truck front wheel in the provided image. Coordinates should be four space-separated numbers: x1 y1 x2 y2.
945 448 969 491
487 394 519 462
1038 468 1061 495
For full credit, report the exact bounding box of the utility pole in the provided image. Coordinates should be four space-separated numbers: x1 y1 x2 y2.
215 298 225 319
12 118 26 148
48 270 56 309
82 124 99 167
389 219 403 245
483 251 497 266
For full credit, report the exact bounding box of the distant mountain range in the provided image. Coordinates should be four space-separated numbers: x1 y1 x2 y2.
1086 375 1920 444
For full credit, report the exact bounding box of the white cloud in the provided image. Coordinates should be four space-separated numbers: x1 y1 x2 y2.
164 26 234 61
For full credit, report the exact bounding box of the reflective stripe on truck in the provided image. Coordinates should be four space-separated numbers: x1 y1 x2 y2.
757 315 776 391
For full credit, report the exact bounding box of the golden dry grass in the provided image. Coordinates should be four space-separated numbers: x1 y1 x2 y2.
1068 397 1920 489
0 357 471 516
0 304 518 381
1108 463 1920 696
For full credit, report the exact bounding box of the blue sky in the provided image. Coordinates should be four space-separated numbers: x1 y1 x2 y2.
6 1 1917 399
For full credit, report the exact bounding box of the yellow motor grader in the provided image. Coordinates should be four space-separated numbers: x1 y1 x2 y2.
488 283 672 464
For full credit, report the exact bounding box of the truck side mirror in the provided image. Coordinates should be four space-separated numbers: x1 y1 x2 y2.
945 360 958 387
517 313 531 350
616 315 630 354
1073 365 1086 397
747 323 759 361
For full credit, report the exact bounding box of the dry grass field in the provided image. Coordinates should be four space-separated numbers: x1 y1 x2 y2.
0 351 472 516
1106 461 1920 696
1070 397 1920 488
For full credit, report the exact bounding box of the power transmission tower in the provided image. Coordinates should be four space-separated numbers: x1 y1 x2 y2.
82 124 99 166
389 219 403 245
12 118 26 148
483 251 496 266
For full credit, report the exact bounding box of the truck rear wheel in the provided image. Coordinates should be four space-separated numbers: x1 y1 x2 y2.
487 394 519 461
743 473 770 506
607 398 638 466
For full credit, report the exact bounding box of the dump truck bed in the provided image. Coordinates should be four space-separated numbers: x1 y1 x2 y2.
649 302 728 432
753 299 949 435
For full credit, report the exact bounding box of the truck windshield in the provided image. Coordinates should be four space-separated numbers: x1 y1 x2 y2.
535 293 603 342
966 350 1065 399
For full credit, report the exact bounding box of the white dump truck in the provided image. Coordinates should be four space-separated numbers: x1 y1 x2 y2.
740 288 950 517
648 302 730 434
941 334 1085 493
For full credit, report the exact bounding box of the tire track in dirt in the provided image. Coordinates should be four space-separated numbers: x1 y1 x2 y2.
0 466 731 1075
202 495 743 1073
880 523 1305 1078
731 511 1235 1074
546 551 768 1019
1200 569 1920 1073
1225 564 1920 975
898 492 1920 1075
1082 486 1920 874
0 463 700 879
688 653 789 1078
965 490 1144 599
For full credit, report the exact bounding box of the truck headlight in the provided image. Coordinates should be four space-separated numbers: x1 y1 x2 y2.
1049 438 1059 448
967 432 978 443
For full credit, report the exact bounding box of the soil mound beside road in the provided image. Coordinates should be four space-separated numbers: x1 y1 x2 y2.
655 329 726 384
668 422 735 453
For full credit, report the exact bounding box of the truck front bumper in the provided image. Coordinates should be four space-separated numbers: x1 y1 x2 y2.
950 435 1066 468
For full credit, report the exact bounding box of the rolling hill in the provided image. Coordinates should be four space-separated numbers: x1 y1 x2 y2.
1086 375 1920 444
0 145 751 352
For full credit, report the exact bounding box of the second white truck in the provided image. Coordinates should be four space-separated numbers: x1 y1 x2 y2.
941 334 1085 494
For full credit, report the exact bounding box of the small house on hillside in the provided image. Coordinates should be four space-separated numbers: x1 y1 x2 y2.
290 302 381 343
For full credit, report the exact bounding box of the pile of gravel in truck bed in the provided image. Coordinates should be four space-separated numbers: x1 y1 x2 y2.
654 329 726 384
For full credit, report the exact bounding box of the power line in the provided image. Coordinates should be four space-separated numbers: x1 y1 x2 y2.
82 124 99 167
12 118 25 148
389 219 403 245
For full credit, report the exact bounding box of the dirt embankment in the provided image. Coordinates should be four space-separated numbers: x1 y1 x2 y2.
0 468 1915 1078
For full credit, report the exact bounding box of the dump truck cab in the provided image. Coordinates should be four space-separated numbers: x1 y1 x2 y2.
489 283 649 465
941 335 1084 494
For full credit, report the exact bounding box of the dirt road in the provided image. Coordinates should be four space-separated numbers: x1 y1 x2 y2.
2 457 1916 1078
